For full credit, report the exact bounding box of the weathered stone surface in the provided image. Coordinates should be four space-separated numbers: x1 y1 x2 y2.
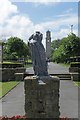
15 73 24 81
24 76 60 118
2 67 26 81
69 67 80 73
69 66 80 81
70 73 80 81
28 31 48 76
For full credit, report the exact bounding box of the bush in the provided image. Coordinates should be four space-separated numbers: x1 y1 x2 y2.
1 68 26 82
1 63 24 68
70 62 80 68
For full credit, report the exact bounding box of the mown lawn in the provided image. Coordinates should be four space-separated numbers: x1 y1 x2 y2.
0 81 20 98
59 63 70 67
74 82 80 87
0 82 2 98
25 64 32 68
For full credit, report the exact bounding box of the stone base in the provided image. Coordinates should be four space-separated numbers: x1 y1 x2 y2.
15 73 24 81
70 73 80 81
69 67 80 73
24 75 60 118
2 68 26 82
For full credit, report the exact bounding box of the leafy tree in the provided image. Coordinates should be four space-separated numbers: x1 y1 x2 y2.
51 39 61 50
51 33 80 63
52 44 66 63
65 33 80 56
51 39 62 58
3 37 30 61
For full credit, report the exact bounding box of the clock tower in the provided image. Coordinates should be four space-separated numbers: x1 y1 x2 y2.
46 30 51 60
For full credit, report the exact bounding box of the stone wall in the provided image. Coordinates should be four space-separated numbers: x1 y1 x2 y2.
1 67 26 81
69 62 80 81
24 76 60 118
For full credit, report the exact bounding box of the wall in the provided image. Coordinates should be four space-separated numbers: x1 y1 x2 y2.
1 67 26 82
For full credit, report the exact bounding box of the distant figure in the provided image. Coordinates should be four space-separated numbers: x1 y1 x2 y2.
28 31 48 76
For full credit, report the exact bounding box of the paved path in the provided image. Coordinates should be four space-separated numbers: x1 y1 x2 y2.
0 82 25 117
59 80 78 118
0 62 79 118
26 62 69 74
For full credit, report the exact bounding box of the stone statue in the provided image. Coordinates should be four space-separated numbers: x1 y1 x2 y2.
28 31 48 76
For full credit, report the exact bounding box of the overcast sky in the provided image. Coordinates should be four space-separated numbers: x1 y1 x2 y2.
0 0 78 47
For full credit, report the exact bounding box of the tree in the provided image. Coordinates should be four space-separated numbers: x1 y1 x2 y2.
51 33 80 63
3 37 30 61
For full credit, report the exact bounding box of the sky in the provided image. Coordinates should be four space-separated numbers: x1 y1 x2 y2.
0 0 79 47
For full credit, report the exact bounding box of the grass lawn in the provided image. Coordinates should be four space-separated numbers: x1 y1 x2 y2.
59 63 70 67
25 63 32 68
53 62 70 67
74 82 80 87
2 61 22 64
0 81 20 98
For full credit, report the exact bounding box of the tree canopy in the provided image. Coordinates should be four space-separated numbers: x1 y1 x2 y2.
51 33 80 63
3 37 30 61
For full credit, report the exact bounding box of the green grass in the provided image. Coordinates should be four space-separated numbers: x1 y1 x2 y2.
74 82 80 87
0 81 20 98
57 63 70 67
0 82 2 98
26 59 32 62
2 61 22 64
25 63 32 68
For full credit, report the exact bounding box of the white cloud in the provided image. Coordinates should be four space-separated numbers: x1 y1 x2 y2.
0 0 18 25
34 13 78 38
0 0 78 47
0 0 34 41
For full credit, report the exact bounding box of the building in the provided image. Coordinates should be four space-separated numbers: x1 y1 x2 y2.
46 30 51 60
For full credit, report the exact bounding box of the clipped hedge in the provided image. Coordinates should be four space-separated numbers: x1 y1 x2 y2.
0 62 24 68
69 56 80 62
70 62 80 68
0 62 25 82
1 68 26 82
69 62 80 81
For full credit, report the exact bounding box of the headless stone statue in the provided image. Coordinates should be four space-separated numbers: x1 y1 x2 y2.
28 31 48 76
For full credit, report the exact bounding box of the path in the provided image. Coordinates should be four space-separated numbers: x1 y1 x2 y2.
60 80 78 118
0 82 25 117
26 62 69 74
0 62 79 118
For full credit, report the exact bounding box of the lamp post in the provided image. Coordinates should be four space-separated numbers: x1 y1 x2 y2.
0 42 3 63
71 25 73 33
0 41 6 63
0 43 1 63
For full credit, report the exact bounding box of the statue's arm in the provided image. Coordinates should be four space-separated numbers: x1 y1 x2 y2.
28 34 34 47
40 33 43 40
29 34 33 41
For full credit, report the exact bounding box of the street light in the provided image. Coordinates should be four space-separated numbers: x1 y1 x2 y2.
0 39 6 63
71 25 73 33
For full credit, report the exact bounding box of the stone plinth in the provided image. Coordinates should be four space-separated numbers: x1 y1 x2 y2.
70 73 80 81
15 73 24 81
69 66 80 81
2 67 26 82
24 76 60 118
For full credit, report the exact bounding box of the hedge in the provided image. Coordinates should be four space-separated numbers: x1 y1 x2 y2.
0 63 24 68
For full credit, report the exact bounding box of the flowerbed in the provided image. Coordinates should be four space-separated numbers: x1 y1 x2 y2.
0 116 71 120
0 115 26 120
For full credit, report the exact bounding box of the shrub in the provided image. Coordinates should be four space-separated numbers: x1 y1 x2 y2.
1 63 24 68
